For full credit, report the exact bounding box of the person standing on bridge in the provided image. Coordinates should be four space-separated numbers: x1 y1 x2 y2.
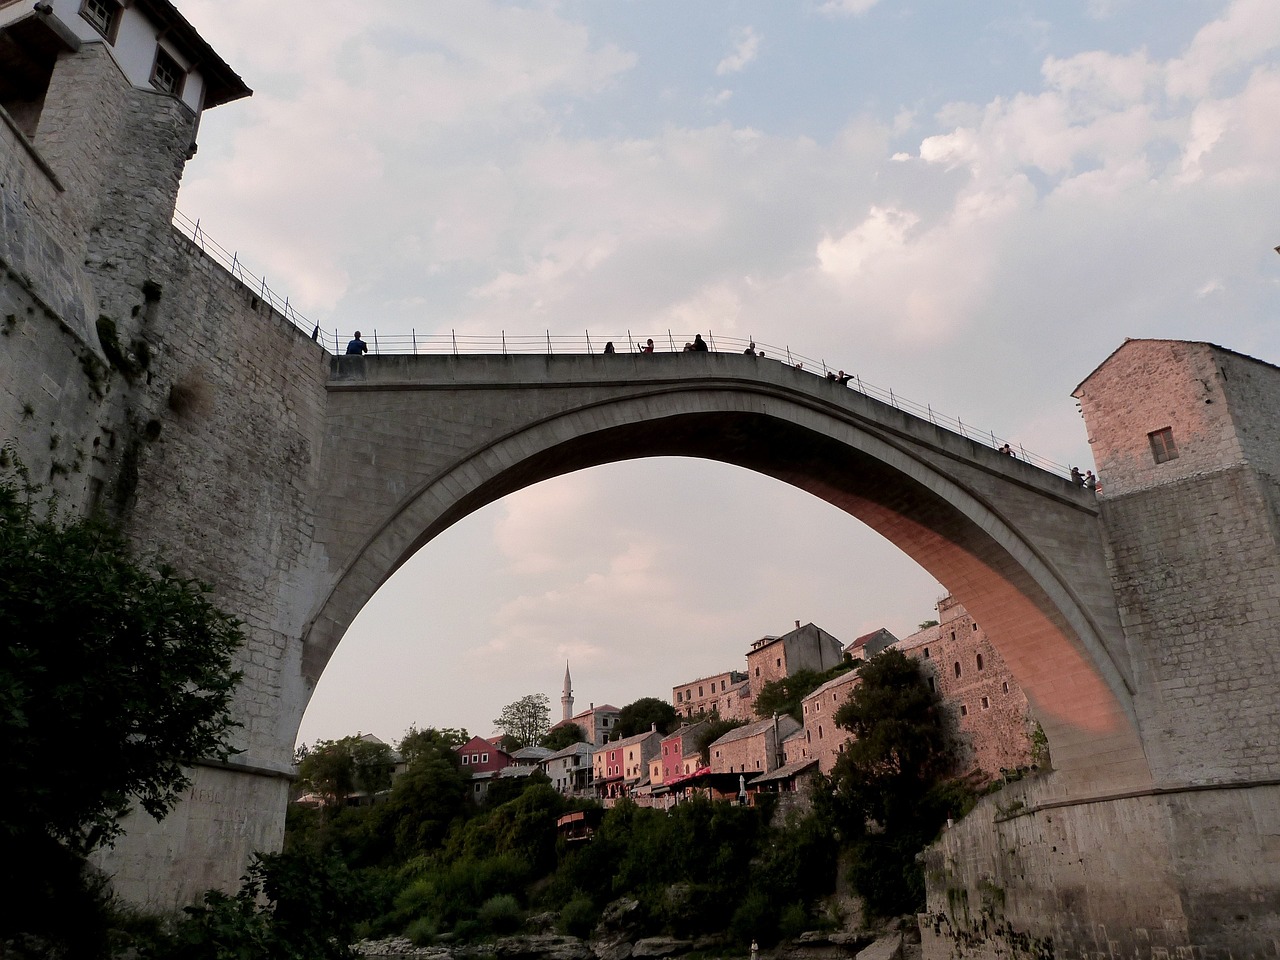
1071 466 1084 486
638 338 654 353
744 341 756 356
692 334 709 352
603 341 616 354
346 331 368 355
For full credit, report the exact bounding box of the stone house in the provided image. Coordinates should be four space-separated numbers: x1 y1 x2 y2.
708 714 801 775
845 627 897 663
800 669 862 773
552 703 621 748
671 670 750 720
895 595 1034 779
746 621 845 692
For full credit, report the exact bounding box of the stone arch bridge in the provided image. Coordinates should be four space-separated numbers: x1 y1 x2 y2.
305 351 1145 797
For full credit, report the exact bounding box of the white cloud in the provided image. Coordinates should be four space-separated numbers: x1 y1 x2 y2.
815 0 883 17
716 26 761 75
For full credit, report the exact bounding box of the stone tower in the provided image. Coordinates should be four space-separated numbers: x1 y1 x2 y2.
561 661 574 722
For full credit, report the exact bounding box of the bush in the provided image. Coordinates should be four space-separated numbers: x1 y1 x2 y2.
476 894 524 935
557 894 598 939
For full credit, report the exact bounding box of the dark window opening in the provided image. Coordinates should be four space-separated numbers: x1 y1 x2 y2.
150 45 185 97
1149 426 1179 464
954 661 962 678
80 0 122 42
976 653 985 671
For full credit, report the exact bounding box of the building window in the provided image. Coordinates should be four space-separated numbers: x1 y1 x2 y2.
981 696 990 709
776 657 782 668
976 653 984 671
721 680 726 691
1149 427 1178 464
923 647 930 659
954 661 962 678
972 623 978 631
960 704 968 717
818 726 823 740
928 676 935 692
151 46 186 97
80 0 122 41
1003 681 1010 694
676 692 682 703
755 667 760 677
698 685 704 697
481 753 489 762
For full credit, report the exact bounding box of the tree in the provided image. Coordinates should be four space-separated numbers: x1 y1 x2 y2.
398 725 469 765
829 648 963 917
296 735 395 807
541 722 586 751
754 663 855 721
0 465 244 852
0 460 243 947
493 693 551 748
612 696 678 739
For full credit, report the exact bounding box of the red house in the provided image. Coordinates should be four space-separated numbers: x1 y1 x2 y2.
454 735 512 775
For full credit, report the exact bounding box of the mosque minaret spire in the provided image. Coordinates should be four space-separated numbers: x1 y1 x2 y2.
561 661 574 722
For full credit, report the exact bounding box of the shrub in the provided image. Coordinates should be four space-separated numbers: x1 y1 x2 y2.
476 894 524 935
557 894 598 939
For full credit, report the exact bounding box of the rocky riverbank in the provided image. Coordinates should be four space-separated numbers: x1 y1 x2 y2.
355 926 912 960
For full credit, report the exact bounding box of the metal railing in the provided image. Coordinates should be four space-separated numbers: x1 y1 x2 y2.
172 210 1074 480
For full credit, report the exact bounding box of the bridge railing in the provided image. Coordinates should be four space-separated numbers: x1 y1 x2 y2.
172 211 1075 480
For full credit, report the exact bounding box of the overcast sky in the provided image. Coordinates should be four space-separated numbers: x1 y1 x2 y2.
174 0 1280 748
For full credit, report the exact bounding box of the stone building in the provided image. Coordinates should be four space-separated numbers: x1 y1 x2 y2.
896 595 1034 779
551 702 620 748
671 670 749 719
746 621 844 690
844 627 897 663
799 669 862 774
707 714 800 776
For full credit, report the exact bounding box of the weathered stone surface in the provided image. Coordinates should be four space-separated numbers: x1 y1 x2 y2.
853 933 901 960
630 937 692 958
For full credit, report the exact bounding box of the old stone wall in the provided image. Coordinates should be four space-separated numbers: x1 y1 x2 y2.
1 40 332 906
896 600 1035 782
920 775 1280 959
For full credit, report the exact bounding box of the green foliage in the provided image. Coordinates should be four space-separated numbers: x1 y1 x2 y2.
493 693 551 749
142 851 366 960
0 460 243 861
557 893 599 938
612 696 679 739
918 619 939 629
754 662 855 722
541 722 586 750
296 736 395 808
475 894 524 935
399 725 469 763
829 648 969 918
381 741 470 860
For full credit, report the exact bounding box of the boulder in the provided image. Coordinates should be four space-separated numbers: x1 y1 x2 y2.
631 937 692 958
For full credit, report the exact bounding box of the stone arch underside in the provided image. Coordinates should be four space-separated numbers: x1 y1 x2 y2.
306 386 1151 796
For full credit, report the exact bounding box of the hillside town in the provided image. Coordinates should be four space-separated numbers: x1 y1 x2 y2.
311 594 1038 810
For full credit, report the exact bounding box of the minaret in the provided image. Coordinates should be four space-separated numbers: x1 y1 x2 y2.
561 662 574 722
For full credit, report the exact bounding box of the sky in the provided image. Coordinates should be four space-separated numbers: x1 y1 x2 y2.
172 0 1280 749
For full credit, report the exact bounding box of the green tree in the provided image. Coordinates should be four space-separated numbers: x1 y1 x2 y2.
0 459 243 947
493 693 551 748
383 737 470 859
540 722 585 751
612 696 678 739
754 663 855 721
297 735 394 807
399 725 469 764
829 648 962 917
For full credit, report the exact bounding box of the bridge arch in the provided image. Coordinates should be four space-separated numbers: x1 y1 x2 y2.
307 355 1150 797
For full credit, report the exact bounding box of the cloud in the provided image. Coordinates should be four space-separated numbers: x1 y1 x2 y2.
716 26 761 75
815 0 883 17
